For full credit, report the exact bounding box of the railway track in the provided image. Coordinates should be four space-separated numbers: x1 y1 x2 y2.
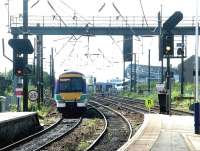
0 116 61 151
1 117 81 151
105 95 194 115
88 100 132 151
94 96 157 114
85 105 107 151
3 107 106 151
90 97 145 140
40 106 106 151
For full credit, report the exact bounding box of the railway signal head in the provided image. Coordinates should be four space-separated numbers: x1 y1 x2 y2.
14 57 24 76
163 11 183 31
163 33 174 56
177 48 184 56
8 39 34 54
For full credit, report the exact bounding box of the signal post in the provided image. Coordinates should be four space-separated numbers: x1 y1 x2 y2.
8 38 34 111
161 11 183 114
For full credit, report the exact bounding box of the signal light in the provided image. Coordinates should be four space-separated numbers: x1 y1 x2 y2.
14 57 24 76
16 69 23 76
177 48 184 55
16 69 22 74
163 33 174 56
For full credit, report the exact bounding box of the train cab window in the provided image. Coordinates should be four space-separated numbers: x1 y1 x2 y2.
71 78 83 92
59 78 85 92
59 78 71 92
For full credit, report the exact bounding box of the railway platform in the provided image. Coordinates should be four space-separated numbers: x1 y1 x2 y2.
119 114 200 151
0 112 42 148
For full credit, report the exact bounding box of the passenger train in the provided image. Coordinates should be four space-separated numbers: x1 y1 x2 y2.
54 71 88 115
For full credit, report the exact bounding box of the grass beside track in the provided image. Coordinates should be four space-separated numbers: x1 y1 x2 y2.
118 90 193 112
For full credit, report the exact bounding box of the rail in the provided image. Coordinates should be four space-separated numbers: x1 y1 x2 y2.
10 15 198 28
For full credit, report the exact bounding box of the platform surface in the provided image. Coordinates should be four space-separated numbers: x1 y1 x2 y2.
118 114 200 151
0 111 41 149
0 112 35 123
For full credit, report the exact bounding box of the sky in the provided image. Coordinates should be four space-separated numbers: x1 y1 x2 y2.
0 0 199 82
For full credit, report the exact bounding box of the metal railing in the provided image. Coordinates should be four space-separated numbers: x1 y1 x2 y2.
10 15 198 28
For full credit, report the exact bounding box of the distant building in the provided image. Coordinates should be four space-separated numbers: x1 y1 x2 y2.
178 55 200 83
126 64 179 84
109 78 124 90
95 82 113 93
110 78 123 84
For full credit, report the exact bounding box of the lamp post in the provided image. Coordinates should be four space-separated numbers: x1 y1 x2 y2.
130 57 133 92
23 0 28 111
148 49 151 93
181 35 184 96
177 38 184 97
133 53 137 92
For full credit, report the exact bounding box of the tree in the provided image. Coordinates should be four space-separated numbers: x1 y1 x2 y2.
0 70 12 96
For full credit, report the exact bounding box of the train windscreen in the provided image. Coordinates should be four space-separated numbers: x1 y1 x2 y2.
59 78 86 92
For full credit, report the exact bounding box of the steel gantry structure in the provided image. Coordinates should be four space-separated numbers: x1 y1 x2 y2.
10 20 199 36
10 15 199 35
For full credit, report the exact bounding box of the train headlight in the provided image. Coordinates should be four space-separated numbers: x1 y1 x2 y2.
80 94 87 100
55 94 62 100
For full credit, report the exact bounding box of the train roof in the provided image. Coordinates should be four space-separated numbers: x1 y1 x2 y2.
59 71 85 78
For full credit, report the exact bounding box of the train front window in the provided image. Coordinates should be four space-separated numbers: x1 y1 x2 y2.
59 78 84 92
